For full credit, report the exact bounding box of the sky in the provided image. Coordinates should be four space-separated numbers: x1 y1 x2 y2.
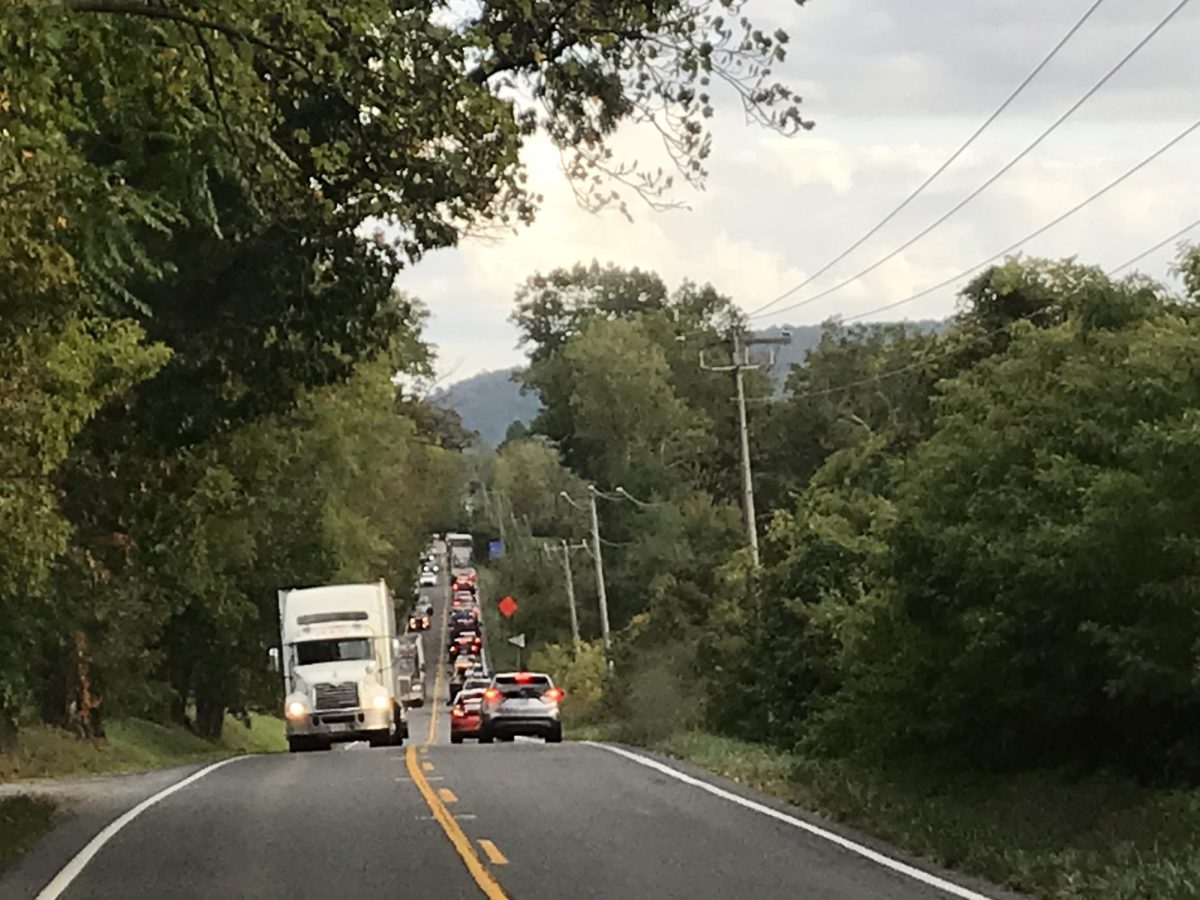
397 0 1200 381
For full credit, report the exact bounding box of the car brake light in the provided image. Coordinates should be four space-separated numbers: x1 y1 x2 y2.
483 688 500 702
450 706 465 718
515 672 532 683
544 688 564 701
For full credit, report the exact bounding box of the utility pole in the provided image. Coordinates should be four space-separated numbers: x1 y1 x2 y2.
700 327 791 568
541 539 583 653
560 490 612 661
560 539 582 653
587 486 612 656
732 329 758 567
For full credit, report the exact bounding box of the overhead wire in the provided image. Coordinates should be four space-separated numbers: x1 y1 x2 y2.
781 216 1200 405
781 115 1200 327
748 0 1194 323
1107 215 1200 274
742 0 1111 319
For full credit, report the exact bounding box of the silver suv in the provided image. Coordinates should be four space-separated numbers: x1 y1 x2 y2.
478 672 563 743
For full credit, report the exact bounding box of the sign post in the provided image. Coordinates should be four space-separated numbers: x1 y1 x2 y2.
497 595 519 668
508 633 526 670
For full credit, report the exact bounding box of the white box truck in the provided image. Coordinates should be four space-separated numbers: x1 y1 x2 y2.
276 581 408 752
446 532 473 570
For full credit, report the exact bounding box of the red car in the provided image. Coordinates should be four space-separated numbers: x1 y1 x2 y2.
450 689 485 743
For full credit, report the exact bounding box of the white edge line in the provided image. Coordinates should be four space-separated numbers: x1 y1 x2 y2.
37 755 248 900
582 741 995 900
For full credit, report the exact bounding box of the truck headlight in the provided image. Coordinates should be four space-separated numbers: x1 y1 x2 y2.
370 693 391 711
286 700 308 719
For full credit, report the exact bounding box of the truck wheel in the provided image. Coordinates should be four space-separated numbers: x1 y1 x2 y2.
368 730 392 748
478 726 494 744
287 736 311 753
450 734 463 745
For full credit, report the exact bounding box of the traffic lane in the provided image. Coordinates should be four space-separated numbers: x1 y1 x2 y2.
410 560 448 741
0 766 219 900
425 741 1012 900
56 748 480 900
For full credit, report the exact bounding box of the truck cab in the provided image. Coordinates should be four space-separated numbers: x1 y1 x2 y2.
277 581 407 752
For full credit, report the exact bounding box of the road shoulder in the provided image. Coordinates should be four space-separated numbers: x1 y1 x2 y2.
0 763 223 899
582 740 1028 900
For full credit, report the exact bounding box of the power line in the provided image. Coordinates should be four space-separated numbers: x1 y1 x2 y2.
777 115 1200 327
1108 215 1200 274
743 0 1110 320
748 0 1193 323
790 306 1060 404
783 215 1200 405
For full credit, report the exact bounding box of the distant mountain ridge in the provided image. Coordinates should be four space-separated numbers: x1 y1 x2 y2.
433 321 944 446
431 368 540 447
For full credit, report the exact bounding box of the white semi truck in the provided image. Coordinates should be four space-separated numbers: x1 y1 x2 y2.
276 581 408 752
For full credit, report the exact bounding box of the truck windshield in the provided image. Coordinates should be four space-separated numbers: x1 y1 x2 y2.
294 638 371 665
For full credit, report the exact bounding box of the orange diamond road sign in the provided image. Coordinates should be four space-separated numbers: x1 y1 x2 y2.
498 595 518 618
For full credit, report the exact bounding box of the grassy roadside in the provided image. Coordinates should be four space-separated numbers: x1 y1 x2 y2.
0 714 286 876
0 795 58 875
0 713 287 784
587 727 1200 900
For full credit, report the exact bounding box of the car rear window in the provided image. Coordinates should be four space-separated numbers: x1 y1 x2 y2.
494 674 552 697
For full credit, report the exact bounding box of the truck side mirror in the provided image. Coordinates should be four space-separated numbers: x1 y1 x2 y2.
267 647 280 673
392 637 402 655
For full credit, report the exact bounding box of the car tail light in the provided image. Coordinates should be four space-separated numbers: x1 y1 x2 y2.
515 672 532 683
483 688 500 702
450 706 465 718
544 688 564 702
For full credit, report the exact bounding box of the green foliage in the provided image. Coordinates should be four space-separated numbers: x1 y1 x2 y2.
495 252 1200 784
837 279 1200 771
0 0 806 773
0 317 169 735
0 714 285 783
528 641 608 727
474 250 1200 896
652 730 1200 900
492 438 588 539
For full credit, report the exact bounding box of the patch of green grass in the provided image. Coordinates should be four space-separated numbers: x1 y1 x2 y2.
0 795 58 875
0 714 287 784
638 730 1200 900
218 713 289 755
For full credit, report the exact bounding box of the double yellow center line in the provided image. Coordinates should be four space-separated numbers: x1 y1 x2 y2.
405 563 509 899
405 744 507 899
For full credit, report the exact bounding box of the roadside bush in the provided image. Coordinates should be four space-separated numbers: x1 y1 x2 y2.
528 640 607 727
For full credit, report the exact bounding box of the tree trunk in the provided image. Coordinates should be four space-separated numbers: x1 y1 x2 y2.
194 688 225 739
64 629 103 739
0 711 17 750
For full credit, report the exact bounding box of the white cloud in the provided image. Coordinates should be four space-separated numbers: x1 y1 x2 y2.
401 0 1200 379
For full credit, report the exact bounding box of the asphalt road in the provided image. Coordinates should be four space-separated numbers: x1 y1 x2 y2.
0 556 1016 900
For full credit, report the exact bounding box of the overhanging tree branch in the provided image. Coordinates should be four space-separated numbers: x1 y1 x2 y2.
66 0 312 73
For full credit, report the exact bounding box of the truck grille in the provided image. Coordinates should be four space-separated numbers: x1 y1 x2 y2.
313 682 358 711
